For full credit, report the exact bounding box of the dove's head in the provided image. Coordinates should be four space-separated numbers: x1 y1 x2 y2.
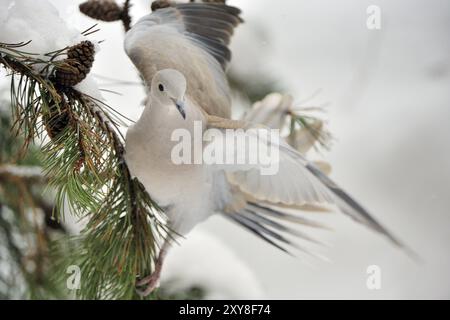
151 69 187 120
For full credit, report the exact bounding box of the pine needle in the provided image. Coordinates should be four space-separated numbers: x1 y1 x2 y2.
1 41 169 299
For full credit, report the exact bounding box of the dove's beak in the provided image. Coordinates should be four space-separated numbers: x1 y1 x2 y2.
172 98 186 120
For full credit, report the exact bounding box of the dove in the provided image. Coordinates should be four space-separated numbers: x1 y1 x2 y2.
124 2 410 296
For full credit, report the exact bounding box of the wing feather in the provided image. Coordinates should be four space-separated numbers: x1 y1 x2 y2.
124 3 242 118
206 119 410 253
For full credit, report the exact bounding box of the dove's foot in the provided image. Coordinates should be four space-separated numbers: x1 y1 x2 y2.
136 270 161 297
135 239 171 297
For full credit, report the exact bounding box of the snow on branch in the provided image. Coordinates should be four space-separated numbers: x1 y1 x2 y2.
0 164 45 181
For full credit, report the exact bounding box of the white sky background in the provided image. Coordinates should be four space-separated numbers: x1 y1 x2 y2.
2 0 450 299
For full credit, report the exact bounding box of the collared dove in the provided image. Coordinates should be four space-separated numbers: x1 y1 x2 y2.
124 3 409 296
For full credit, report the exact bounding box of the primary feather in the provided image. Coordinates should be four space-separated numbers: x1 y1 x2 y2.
204 119 411 255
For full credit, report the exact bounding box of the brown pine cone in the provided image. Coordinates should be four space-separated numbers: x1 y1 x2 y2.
79 0 123 22
190 0 226 3
151 0 173 11
55 41 95 87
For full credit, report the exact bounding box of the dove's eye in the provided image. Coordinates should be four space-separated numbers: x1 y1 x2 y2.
158 84 164 92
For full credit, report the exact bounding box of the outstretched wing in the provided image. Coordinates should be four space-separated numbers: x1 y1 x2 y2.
171 3 242 70
206 118 410 255
124 3 242 118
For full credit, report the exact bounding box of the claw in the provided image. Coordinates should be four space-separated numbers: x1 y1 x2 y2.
135 274 160 297
135 239 171 297
136 275 153 287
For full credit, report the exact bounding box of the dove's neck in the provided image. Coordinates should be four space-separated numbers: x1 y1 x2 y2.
125 96 209 210
127 96 206 172
140 96 205 134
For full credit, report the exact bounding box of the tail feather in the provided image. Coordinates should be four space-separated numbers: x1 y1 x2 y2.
226 213 292 255
224 201 330 258
305 163 403 246
276 143 416 257
244 208 327 247
248 202 331 230
304 163 420 261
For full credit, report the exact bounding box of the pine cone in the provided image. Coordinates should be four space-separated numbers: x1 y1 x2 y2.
190 0 226 3
55 41 95 87
43 98 71 140
79 0 123 22
151 0 173 11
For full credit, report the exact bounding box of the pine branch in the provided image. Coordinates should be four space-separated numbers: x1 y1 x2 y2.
288 111 333 151
1 98 67 298
0 164 46 182
1 41 169 299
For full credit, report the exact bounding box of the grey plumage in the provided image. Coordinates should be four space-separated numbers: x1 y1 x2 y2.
124 3 242 118
305 162 405 247
247 201 330 230
243 208 326 246
227 210 328 259
212 124 414 257
173 3 243 69
226 212 293 254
